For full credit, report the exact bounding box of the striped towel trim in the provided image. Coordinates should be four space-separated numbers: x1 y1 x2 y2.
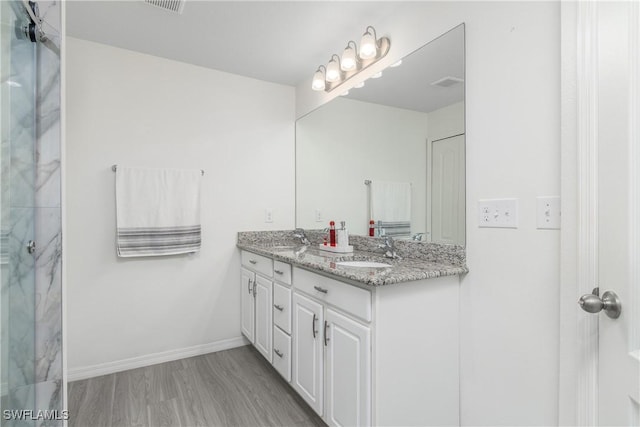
117 225 201 257
378 221 411 238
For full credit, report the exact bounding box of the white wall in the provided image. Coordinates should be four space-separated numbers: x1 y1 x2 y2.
296 97 428 235
427 101 465 142
65 38 295 376
297 2 560 425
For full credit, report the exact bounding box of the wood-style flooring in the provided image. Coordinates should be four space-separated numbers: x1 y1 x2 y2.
67 345 326 427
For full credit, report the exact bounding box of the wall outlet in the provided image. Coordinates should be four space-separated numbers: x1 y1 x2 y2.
315 209 323 222
478 199 518 228
264 208 273 223
537 196 561 229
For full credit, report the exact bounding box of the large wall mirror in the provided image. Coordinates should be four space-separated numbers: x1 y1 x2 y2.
296 24 465 246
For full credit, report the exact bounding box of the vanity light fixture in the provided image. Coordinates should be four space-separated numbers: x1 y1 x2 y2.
341 41 359 71
311 25 390 93
311 66 326 91
326 54 343 83
359 26 378 59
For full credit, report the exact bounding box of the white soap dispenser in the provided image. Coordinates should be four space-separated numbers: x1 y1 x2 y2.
337 221 349 248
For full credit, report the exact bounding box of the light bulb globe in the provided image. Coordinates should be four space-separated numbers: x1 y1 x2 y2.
359 31 377 59
326 58 341 83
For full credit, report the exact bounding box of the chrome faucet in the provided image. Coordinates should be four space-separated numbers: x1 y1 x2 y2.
378 236 401 260
412 232 426 242
293 228 311 246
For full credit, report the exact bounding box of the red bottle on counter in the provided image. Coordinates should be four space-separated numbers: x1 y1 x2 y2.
369 220 375 237
329 221 336 247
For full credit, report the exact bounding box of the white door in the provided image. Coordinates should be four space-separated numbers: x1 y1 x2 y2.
325 308 371 427
431 134 465 245
595 2 640 423
240 267 255 343
560 2 640 425
254 275 273 363
292 292 324 416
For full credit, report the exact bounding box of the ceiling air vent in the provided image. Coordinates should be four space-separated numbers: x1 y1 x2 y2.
143 0 186 14
431 76 464 88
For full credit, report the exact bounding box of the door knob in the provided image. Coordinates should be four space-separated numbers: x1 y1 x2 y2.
578 287 621 319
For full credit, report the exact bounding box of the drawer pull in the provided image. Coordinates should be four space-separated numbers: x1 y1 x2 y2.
312 313 318 338
249 259 258 265
274 269 284 275
274 304 284 312
324 321 330 346
274 348 283 358
314 286 328 294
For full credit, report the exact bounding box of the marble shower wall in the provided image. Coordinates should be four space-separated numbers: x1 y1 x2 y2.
5 1 62 425
33 0 63 422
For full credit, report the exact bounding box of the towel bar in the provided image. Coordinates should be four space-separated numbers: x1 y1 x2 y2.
111 165 204 176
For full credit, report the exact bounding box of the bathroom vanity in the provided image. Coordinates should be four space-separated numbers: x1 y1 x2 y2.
238 231 466 427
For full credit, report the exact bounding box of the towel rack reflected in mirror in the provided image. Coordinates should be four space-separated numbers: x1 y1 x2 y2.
111 165 205 176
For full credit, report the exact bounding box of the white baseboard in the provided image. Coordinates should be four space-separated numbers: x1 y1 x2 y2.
67 336 249 382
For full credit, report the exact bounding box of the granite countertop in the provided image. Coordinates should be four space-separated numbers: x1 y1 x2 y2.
237 230 468 287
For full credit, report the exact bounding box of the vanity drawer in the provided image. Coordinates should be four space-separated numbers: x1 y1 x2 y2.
273 261 292 285
293 267 372 322
272 326 291 383
273 282 291 334
241 251 273 277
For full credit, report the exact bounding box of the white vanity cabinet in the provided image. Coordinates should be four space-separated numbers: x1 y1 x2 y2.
253 275 273 362
325 308 371 427
241 249 460 426
241 251 293 380
292 267 371 426
271 260 293 382
292 292 325 414
292 265 460 427
240 267 255 343
240 251 273 363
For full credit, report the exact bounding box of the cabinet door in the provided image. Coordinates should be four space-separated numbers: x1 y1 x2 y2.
241 267 255 343
325 308 371 427
292 292 324 416
254 275 273 363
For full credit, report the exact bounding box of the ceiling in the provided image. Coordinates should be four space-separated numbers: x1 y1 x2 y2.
65 1 405 87
345 24 464 113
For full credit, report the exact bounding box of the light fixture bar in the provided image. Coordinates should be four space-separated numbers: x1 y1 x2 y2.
324 36 390 93
310 26 391 93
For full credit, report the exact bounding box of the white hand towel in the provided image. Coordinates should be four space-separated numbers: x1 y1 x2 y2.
369 180 412 222
116 167 202 257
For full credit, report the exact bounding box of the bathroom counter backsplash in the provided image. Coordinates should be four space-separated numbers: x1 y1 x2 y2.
237 230 467 287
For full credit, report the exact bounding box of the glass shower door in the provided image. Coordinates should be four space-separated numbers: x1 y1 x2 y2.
1 1 37 425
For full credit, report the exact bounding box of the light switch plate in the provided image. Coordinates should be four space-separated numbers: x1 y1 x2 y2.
537 196 561 229
478 199 518 228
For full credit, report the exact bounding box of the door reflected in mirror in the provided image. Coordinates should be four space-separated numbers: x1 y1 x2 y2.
296 24 465 246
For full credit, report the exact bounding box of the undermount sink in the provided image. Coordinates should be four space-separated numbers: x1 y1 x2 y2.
336 261 392 268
